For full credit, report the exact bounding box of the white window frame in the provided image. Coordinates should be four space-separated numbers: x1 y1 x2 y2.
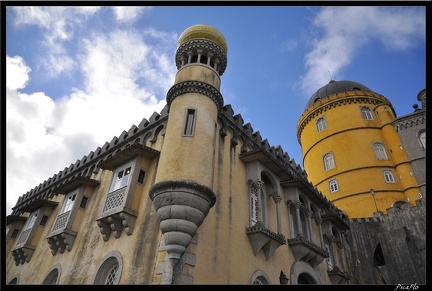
110 161 133 192
373 143 389 160
383 170 396 183
361 106 374 120
325 240 335 271
316 116 327 132
250 189 258 226
329 179 339 193
61 190 78 214
418 130 426 150
323 152 336 171
24 212 38 231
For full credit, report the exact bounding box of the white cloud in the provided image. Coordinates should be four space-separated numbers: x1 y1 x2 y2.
6 61 65 215
10 6 101 41
9 7 102 78
299 6 425 97
6 56 31 90
111 6 152 23
6 22 178 215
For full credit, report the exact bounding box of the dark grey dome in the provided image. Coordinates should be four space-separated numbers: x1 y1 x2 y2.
305 80 373 109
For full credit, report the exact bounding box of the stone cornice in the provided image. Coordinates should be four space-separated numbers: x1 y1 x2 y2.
167 81 224 112
392 109 425 131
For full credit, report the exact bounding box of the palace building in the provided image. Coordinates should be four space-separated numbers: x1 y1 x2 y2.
5 24 425 285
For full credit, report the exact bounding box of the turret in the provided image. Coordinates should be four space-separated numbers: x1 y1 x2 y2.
149 24 227 283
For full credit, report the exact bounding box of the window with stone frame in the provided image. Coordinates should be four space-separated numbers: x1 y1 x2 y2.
94 254 122 285
373 142 389 160
418 129 426 150
289 198 311 240
316 116 327 132
183 108 197 136
323 152 336 171
329 179 339 193
383 170 396 183
11 208 49 265
360 106 374 120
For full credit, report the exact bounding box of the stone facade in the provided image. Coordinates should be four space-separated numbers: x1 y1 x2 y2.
347 198 426 284
5 24 425 286
5 24 351 285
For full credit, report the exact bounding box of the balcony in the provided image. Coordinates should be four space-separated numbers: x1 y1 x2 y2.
328 265 350 284
246 221 286 260
287 234 328 267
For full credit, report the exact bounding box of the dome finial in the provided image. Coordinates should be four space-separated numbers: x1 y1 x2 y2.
178 24 228 54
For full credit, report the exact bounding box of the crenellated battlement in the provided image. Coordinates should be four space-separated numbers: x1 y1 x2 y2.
349 198 425 225
9 105 170 216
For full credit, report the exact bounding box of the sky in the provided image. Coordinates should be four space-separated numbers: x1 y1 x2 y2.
4 5 426 216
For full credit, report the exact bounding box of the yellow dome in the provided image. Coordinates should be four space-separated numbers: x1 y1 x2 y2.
178 24 228 54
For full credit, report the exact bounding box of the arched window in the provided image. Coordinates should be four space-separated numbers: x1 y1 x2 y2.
8 277 18 285
289 199 311 240
360 106 374 120
43 268 59 284
373 143 389 160
316 117 327 132
323 152 336 171
250 271 270 285
418 130 426 149
94 253 122 285
249 174 276 228
383 170 395 183
324 236 335 271
329 179 339 193
289 203 299 238
250 183 259 226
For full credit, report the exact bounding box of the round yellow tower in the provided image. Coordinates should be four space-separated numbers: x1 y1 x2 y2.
149 24 227 282
297 80 421 218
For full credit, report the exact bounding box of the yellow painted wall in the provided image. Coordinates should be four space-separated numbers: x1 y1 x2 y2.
298 90 422 218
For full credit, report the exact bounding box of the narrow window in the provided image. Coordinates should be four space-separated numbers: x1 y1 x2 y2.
250 188 258 226
316 116 327 132
43 268 59 284
183 109 196 136
80 196 88 209
361 106 374 120
40 215 48 226
323 152 336 171
289 204 299 238
325 239 335 270
11 229 19 239
137 170 146 184
383 170 395 183
24 213 38 231
329 179 339 193
373 143 389 160
418 130 426 149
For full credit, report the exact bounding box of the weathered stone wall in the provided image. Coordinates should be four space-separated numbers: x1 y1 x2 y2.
346 198 426 284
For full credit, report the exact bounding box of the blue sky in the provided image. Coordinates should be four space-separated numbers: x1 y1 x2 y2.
5 5 426 216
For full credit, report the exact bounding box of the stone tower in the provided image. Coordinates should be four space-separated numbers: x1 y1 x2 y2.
149 24 228 282
297 80 422 218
